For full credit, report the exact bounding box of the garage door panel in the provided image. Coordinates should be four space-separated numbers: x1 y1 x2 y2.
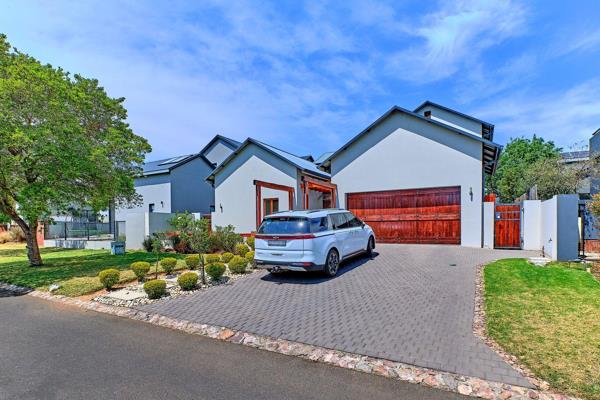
347 187 461 245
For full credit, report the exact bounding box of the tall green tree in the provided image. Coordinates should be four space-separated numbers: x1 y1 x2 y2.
0 34 151 266
488 136 561 202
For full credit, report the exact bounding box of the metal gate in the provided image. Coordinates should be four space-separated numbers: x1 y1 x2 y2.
494 203 521 249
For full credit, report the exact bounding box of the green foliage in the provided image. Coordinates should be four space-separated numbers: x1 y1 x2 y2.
168 212 195 232
0 34 151 266
131 261 150 281
98 268 120 290
524 158 582 200
487 136 561 202
205 262 226 280
228 255 247 274
245 251 255 268
159 257 177 275
142 236 154 252
246 236 255 250
235 243 249 256
187 218 211 255
184 254 200 270
143 279 167 299
0 211 10 224
177 272 198 291
205 254 221 264
209 225 242 252
220 252 234 263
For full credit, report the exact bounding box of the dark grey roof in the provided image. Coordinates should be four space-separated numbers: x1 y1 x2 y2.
561 150 589 161
199 134 241 157
320 105 502 175
207 138 330 182
142 154 195 175
413 101 495 135
314 151 334 165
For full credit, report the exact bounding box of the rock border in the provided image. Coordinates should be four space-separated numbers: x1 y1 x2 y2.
1 281 580 400
473 264 551 391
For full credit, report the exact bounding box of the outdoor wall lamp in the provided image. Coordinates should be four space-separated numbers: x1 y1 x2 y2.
469 187 473 201
220 203 223 212
160 201 164 208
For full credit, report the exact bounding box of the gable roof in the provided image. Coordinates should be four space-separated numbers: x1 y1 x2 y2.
413 101 495 140
199 134 241 157
206 138 330 183
320 105 502 174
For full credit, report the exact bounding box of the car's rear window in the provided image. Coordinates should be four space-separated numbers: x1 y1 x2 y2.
258 216 331 234
258 217 310 234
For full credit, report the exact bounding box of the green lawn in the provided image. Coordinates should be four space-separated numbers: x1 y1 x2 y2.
0 244 184 294
484 259 600 400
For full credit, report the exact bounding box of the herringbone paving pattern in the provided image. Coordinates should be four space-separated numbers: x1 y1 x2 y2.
140 244 537 387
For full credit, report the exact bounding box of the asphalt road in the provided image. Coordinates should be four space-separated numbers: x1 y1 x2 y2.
0 291 466 400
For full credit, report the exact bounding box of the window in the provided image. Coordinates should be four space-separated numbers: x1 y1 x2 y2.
149 203 155 213
263 198 279 216
258 217 309 234
424 110 431 118
309 217 330 233
345 212 363 228
330 213 350 230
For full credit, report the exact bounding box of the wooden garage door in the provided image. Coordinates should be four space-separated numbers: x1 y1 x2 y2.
347 186 461 244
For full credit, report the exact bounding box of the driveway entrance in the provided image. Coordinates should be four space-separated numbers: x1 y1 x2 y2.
140 244 537 387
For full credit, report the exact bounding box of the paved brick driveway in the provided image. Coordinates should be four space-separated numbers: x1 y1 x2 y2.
140 244 537 387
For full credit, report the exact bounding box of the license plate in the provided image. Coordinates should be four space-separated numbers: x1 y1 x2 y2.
268 240 286 247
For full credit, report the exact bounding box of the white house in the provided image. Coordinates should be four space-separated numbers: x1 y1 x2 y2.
207 102 501 247
207 138 335 234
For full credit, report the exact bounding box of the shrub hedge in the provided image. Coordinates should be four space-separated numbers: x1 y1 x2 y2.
177 272 198 290
184 254 200 270
228 256 247 274
144 279 167 299
235 243 249 256
98 269 120 290
244 251 255 268
160 257 177 275
131 261 151 281
206 262 226 280
246 236 255 250
220 252 234 263
205 254 221 264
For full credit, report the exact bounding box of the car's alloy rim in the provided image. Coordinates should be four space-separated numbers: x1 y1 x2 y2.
328 252 338 274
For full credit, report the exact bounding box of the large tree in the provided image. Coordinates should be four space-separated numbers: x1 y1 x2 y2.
0 34 151 266
488 136 562 202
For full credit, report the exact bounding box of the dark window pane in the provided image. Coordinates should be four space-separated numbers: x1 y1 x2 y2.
346 212 362 227
331 213 350 229
258 217 309 234
309 217 329 233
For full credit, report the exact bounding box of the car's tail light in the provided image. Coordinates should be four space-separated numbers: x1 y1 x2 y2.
255 234 316 240
291 262 314 266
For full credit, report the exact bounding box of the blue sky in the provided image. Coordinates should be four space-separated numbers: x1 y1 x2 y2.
2 0 600 160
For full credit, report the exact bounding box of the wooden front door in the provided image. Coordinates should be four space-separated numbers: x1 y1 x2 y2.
347 186 461 244
494 204 521 249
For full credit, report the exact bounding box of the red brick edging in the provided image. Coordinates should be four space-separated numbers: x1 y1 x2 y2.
1 282 579 400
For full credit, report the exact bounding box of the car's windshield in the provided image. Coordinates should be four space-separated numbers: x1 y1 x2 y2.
258 216 330 234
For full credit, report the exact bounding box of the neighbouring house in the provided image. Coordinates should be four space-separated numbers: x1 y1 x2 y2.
318 101 500 247
208 101 502 247
207 138 336 234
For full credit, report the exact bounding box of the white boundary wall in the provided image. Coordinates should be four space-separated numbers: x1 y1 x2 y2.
125 212 178 250
483 202 494 248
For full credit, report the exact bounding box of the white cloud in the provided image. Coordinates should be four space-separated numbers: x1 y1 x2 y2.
388 0 527 83
474 79 600 147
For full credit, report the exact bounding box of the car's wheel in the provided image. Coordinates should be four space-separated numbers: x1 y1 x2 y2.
366 236 375 257
324 249 340 277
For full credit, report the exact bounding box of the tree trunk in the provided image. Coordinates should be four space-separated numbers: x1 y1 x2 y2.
10 213 42 267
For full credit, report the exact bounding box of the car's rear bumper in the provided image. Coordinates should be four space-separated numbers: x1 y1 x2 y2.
255 260 324 272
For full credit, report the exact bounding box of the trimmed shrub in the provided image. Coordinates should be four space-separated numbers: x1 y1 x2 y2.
228 255 247 274
206 262 226 280
209 225 242 252
220 252 234 263
246 236 255 250
160 257 177 275
235 243 249 256
205 254 221 264
143 279 167 299
131 261 151 281
177 272 198 290
184 254 200 270
245 251 255 268
98 269 120 290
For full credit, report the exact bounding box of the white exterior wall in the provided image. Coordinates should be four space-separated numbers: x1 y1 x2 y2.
212 144 298 234
419 105 483 136
124 212 178 250
261 187 291 217
204 141 235 165
115 182 171 220
522 200 542 250
331 112 484 247
483 202 494 248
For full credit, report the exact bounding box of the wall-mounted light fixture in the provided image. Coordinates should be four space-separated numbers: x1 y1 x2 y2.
469 187 473 201
220 203 223 212
160 201 164 208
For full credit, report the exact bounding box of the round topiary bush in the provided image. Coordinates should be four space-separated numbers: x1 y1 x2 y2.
184 254 200 270
143 279 167 299
220 252 234 263
131 261 151 281
246 236 255 250
244 251 255 268
205 254 221 264
177 272 198 290
160 257 177 275
206 262 226 280
235 243 249 256
228 255 247 274
98 269 120 290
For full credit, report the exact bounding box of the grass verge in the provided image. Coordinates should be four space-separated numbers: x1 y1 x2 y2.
484 259 600 400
